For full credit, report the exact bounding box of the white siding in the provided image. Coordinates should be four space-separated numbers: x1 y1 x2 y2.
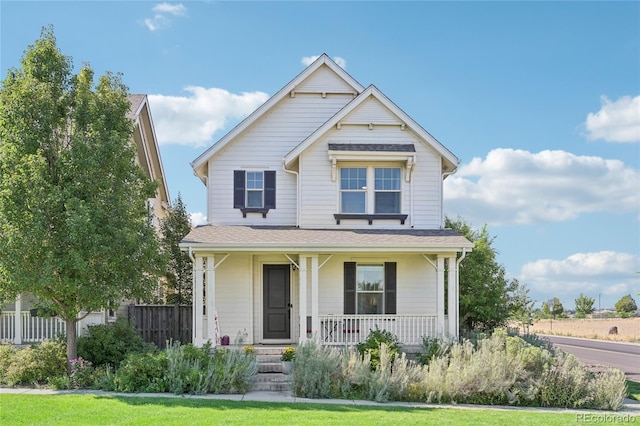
214 255 253 342
207 94 354 225
296 65 358 93
298 121 443 228
315 254 437 316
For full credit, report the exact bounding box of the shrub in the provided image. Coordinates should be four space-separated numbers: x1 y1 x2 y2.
77 318 148 367
69 357 95 388
0 343 19 381
207 347 256 394
292 340 341 398
112 351 168 393
416 337 451 366
1 339 66 386
356 327 401 370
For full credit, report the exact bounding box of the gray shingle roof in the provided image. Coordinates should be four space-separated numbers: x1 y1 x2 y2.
328 143 416 152
181 225 472 252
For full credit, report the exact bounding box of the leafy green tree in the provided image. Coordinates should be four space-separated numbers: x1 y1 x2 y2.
160 193 193 304
509 279 535 332
550 297 564 318
0 27 164 364
574 293 595 318
614 294 637 317
445 217 517 332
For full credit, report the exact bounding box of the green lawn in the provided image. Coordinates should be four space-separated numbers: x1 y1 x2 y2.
628 380 640 401
0 394 584 425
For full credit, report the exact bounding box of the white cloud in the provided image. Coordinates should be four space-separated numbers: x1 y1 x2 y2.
585 95 640 143
444 148 640 226
301 55 347 69
144 3 187 31
189 212 208 226
519 251 640 309
153 3 186 16
148 87 269 147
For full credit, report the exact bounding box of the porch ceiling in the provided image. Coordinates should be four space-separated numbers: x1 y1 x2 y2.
180 225 473 253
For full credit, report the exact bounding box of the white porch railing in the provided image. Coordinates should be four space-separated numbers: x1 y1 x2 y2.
317 315 438 346
0 312 66 343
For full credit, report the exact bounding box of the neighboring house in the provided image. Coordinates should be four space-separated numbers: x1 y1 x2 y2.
0 94 170 344
180 54 473 348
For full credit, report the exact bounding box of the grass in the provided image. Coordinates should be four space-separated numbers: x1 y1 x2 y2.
527 317 640 342
0 394 583 425
628 380 640 401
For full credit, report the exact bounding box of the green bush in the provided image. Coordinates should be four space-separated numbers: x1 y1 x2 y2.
292 340 341 398
356 327 401 370
1 340 66 386
416 337 451 365
112 351 168 393
77 318 148 367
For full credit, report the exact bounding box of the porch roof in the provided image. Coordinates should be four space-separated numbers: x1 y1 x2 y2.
180 225 473 253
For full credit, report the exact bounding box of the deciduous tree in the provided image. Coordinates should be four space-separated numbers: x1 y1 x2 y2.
445 217 517 332
0 27 164 364
574 293 595 318
160 194 193 304
614 294 637 317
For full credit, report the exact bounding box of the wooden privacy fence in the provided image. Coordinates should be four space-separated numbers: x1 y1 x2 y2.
127 304 192 349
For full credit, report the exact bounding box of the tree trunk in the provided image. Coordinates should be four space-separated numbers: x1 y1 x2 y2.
65 318 77 374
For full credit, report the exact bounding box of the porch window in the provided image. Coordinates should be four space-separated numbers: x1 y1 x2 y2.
357 265 384 314
344 262 396 315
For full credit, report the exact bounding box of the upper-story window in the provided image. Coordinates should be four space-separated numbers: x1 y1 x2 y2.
246 171 264 208
340 167 401 214
234 170 276 217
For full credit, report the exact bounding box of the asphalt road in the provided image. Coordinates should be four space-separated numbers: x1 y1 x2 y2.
540 334 640 382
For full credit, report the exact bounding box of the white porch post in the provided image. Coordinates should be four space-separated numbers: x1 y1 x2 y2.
298 255 308 343
447 256 459 338
14 294 22 344
206 255 216 345
310 255 319 340
193 255 204 347
437 255 445 337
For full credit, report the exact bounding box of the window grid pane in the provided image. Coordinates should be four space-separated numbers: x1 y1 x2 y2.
356 265 384 315
340 168 367 213
374 168 400 213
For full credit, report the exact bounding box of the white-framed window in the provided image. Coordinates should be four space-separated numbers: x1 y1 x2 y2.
357 264 384 314
340 167 367 213
246 171 264 208
339 166 402 214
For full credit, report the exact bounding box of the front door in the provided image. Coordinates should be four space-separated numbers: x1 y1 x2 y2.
263 264 291 339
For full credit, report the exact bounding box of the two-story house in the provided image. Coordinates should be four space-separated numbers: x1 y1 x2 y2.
180 55 473 347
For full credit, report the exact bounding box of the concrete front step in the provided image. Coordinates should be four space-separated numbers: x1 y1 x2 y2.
252 373 292 392
251 347 293 391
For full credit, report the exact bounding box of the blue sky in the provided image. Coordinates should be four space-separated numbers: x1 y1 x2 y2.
2 1 639 310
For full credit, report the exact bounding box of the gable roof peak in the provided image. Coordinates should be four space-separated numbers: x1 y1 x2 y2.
190 54 364 180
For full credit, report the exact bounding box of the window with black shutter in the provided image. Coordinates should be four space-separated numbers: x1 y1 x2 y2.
344 262 396 315
233 170 276 218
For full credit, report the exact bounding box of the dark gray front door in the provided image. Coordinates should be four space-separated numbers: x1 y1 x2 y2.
263 264 291 339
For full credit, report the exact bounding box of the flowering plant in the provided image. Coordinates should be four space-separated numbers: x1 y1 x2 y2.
281 347 295 362
69 356 95 388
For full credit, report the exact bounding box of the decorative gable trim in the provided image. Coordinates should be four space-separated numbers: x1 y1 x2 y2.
191 54 365 182
284 85 460 174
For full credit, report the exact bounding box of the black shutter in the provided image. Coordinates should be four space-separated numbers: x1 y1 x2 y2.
264 170 276 209
344 262 356 314
233 170 245 209
384 262 397 314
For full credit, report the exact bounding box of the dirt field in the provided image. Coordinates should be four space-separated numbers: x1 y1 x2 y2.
526 317 640 342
